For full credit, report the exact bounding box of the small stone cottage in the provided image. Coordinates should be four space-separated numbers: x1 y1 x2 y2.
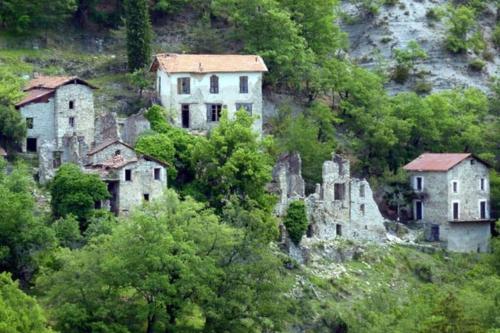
85 139 168 216
150 53 268 134
403 153 492 253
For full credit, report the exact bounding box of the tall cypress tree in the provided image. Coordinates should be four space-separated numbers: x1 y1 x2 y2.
124 0 153 71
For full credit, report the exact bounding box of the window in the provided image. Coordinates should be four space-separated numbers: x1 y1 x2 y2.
69 117 75 128
181 104 190 128
125 169 132 181
359 184 365 198
336 224 342 237
235 103 252 115
452 201 460 220
69 100 74 109
480 178 485 191
415 176 423 191
143 193 150 202
239 76 248 93
360 204 365 216
452 180 458 193
154 168 161 180
207 104 222 122
26 117 33 129
115 149 121 156
334 183 345 201
26 138 37 153
470 159 475 165
479 200 487 219
210 75 219 94
415 200 423 220
177 77 190 94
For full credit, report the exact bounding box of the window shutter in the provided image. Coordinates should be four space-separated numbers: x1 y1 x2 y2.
206 104 211 122
177 78 181 94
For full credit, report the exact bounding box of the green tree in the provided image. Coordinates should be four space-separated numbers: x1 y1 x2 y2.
192 109 274 210
39 190 290 333
284 200 308 244
50 164 109 229
393 40 428 84
0 273 54 333
445 5 476 53
124 0 153 71
51 214 83 249
0 162 56 284
0 68 26 146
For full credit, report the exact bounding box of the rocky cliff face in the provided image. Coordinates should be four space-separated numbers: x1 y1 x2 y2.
341 0 499 94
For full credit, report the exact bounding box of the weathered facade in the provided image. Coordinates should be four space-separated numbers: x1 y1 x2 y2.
272 153 387 250
86 139 168 216
404 153 492 253
15 76 97 182
150 53 267 134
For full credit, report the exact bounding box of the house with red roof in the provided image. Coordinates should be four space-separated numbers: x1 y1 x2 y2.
150 53 268 134
15 75 96 155
403 153 493 252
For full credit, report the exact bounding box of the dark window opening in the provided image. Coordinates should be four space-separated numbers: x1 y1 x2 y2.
334 183 345 201
239 76 248 93
207 104 222 122
360 204 365 216
181 104 190 128
416 177 423 191
154 168 161 180
336 224 342 237
125 169 132 181
26 138 37 153
453 202 459 220
415 201 423 220
26 117 33 129
69 100 74 109
452 181 458 193
470 159 475 165
480 178 485 191
430 225 440 241
143 193 150 201
177 77 190 94
115 150 121 156
480 201 486 219
306 224 314 238
359 184 365 198
210 75 219 94
69 116 75 128
235 103 252 115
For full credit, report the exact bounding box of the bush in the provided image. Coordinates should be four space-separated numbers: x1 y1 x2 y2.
414 80 433 95
393 65 410 84
284 201 308 244
493 24 500 48
469 58 486 71
426 7 444 21
445 5 476 54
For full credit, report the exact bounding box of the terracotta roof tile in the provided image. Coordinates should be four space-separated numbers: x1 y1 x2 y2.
24 76 97 91
15 89 54 108
151 53 268 73
403 153 472 171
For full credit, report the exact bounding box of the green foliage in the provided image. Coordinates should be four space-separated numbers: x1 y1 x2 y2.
0 273 54 333
445 5 476 53
51 214 83 249
135 133 175 166
273 102 338 188
350 0 383 17
393 41 427 83
126 68 152 97
50 164 109 229
0 0 77 33
490 170 500 218
0 162 56 284
83 209 118 240
284 201 308 244
493 24 500 48
426 7 445 21
0 68 26 146
38 190 291 332
124 0 153 71
192 109 274 210
469 58 486 71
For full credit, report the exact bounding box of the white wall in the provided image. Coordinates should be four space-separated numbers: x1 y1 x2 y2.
157 70 263 134
20 98 56 152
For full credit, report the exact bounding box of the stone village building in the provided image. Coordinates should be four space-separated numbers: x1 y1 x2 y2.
150 53 267 134
271 153 388 260
15 75 167 215
85 139 168 216
404 153 493 253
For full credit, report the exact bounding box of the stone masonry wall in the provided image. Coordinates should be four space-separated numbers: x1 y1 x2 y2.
88 142 137 165
20 98 56 152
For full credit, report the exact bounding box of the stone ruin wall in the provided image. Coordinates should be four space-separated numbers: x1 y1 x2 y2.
272 152 387 251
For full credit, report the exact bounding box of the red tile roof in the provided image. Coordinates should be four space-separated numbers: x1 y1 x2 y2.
24 76 97 91
15 89 54 108
403 153 473 171
150 53 268 73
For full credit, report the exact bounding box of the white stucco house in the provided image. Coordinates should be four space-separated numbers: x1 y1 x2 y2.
149 53 268 134
403 153 493 253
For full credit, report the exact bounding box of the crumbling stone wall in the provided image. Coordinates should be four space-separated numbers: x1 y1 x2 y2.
95 112 120 144
119 110 150 146
272 153 388 249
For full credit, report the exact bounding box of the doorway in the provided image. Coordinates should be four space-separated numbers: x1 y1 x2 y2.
107 181 119 215
181 104 190 128
415 200 423 220
26 138 37 152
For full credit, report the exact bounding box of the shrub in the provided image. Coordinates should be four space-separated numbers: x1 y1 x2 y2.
426 7 444 21
493 24 500 48
284 201 308 245
469 58 486 71
445 5 476 54
414 80 433 95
